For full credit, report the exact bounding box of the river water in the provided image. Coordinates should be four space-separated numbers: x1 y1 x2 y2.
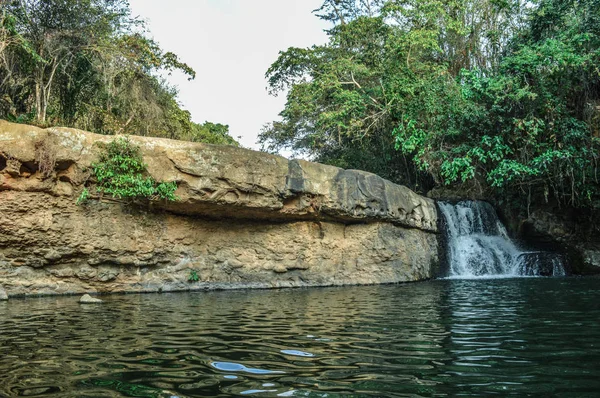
1 278 599 397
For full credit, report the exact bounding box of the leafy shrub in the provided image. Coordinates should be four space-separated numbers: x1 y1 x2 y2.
188 270 199 282
79 137 177 204
76 187 90 205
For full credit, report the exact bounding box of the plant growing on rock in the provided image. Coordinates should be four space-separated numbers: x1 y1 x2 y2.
78 137 177 204
188 269 199 282
76 187 90 205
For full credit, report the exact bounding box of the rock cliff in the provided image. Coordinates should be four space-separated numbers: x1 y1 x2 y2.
0 120 439 296
519 207 600 275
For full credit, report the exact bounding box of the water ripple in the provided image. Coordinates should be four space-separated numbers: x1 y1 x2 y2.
0 278 599 396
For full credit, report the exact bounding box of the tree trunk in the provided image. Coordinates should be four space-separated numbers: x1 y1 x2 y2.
35 80 43 122
40 94 47 123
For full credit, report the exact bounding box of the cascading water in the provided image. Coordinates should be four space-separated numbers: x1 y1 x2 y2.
438 201 566 278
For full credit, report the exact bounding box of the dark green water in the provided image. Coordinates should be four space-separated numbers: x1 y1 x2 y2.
1 278 599 397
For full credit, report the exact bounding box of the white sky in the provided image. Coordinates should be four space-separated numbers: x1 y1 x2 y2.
128 0 330 150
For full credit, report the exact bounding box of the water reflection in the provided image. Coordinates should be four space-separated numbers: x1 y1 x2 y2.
0 279 599 397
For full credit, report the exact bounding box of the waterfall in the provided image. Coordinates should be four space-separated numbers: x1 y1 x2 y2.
438 201 566 278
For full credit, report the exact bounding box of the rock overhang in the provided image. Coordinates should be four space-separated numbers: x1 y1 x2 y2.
0 120 437 232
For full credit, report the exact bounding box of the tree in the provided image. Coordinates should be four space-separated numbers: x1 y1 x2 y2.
392 0 600 208
0 0 237 146
262 0 600 209
4 0 128 123
261 0 516 189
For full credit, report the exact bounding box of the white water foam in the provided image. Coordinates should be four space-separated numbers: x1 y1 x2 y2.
439 201 565 278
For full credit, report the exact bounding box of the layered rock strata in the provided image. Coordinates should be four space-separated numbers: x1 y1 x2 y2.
0 120 439 296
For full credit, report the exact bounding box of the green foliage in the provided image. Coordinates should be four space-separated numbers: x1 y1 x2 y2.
260 0 519 190
91 138 177 201
188 269 199 282
76 187 90 205
0 0 238 147
395 0 600 207
264 0 600 208
183 121 239 146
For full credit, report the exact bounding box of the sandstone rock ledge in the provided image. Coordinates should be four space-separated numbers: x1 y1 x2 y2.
0 120 439 296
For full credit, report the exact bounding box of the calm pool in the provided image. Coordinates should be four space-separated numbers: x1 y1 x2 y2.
1 278 599 397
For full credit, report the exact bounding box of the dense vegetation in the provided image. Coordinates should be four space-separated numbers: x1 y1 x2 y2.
0 0 238 145
261 0 600 209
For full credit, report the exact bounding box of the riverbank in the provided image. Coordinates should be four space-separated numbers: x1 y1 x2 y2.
0 121 440 297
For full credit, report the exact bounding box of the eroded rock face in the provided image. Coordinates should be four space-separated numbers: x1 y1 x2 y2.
0 121 439 296
520 208 600 275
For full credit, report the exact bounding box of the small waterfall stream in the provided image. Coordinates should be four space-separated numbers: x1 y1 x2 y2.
438 201 565 278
